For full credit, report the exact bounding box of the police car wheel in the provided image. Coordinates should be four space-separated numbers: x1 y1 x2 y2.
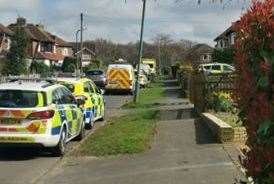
52 128 67 157
85 119 94 130
98 106 105 121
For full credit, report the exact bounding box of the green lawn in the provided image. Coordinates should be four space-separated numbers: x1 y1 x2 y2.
75 110 157 156
123 82 165 109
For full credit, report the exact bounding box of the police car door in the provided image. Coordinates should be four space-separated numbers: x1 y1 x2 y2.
60 87 80 137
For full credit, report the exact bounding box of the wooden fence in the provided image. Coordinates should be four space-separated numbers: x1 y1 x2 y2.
179 72 235 112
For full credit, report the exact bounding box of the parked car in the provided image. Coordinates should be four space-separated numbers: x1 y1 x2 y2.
138 70 150 88
85 70 107 88
106 64 136 94
198 63 235 74
0 79 85 156
57 78 105 129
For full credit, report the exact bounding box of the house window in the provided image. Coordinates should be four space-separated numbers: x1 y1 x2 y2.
40 42 53 52
62 48 68 56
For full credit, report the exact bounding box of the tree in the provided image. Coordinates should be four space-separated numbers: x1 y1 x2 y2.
30 61 51 77
61 57 77 73
3 26 28 75
212 48 235 64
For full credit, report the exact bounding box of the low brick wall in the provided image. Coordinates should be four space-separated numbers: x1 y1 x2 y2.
233 127 247 143
200 113 247 143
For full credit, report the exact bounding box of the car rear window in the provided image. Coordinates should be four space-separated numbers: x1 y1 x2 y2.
86 70 103 76
59 82 75 93
0 90 40 108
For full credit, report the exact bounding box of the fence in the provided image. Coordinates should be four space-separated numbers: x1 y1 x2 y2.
180 72 235 112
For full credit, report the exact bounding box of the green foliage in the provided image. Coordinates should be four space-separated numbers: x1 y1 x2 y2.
30 61 51 77
75 110 157 156
209 91 232 112
3 26 28 75
83 59 103 72
61 57 77 72
212 48 234 64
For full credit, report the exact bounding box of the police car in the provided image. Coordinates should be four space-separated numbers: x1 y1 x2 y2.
57 78 105 129
0 79 85 156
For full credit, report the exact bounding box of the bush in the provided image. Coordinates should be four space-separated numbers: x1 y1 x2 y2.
212 48 235 64
61 57 77 73
209 92 232 112
30 61 51 77
233 0 274 183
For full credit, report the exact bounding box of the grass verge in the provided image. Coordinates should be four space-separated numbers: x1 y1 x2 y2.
75 110 157 156
122 82 164 109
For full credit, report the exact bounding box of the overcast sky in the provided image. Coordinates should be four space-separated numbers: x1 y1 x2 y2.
0 0 251 46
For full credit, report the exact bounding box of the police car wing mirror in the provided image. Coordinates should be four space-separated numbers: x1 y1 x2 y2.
100 89 105 95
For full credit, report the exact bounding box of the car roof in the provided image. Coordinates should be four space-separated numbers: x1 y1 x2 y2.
0 81 61 92
57 77 91 84
108 64 133 69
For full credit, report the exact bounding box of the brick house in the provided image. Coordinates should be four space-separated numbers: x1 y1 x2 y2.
183 44 213 68
8 17 73 67
0 24 13 59
214 23 237 49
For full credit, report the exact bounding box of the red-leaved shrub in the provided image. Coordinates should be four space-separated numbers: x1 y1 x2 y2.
233 0 274 183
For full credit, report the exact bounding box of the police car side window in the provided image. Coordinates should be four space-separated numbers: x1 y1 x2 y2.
61 87 76 104
84 82 90 93
89 82 95 93
52 90 61 104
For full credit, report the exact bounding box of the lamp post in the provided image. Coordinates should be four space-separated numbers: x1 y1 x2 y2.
134 0 147 103
75 29 81 77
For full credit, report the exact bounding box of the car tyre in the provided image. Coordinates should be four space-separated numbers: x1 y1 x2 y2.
85 118 94 130
51 127 67 157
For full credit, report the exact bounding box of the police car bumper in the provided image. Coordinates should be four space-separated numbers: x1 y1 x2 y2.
0 134 60 147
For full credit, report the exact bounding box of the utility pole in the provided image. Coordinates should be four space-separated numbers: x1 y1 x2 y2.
75 29 81 77
134 0 147 103
80 13 84 75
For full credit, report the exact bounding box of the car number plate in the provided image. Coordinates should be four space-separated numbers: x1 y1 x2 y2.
0 119 20 125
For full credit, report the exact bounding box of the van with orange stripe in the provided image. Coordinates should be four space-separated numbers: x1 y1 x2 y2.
106 64 136 94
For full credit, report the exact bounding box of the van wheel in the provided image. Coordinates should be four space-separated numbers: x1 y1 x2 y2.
75 122 85 141
51 128 67 157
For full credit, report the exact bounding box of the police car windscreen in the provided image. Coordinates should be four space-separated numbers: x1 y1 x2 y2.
0 90 39 108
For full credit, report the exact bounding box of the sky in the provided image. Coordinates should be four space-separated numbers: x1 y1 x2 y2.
0 0 251 46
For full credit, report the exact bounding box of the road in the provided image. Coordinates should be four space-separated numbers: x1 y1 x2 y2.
0 94 131 184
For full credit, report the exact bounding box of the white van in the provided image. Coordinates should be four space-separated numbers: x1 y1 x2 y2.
106 64 136 94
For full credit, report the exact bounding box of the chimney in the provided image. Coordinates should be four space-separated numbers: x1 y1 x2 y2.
16 17 26 27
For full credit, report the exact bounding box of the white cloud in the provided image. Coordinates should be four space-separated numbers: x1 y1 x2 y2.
0 0 251 46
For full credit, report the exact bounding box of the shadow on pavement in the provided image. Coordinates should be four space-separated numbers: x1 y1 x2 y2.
0 146 53 161
194 118 217 144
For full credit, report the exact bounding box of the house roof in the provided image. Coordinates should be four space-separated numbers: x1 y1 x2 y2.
47 33 71 47
37 52 64 61
214 21 239 42
0 24 13 36
75 47 95 56
183 44 213 63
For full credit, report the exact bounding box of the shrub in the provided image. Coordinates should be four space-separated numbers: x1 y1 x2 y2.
233 0 274 183
209 92 232 112
61 57 77 72
30 61 51 77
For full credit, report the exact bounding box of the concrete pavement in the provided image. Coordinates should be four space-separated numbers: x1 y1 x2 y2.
36 80 241 184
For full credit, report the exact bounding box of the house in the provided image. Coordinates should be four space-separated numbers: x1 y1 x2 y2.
75 47 96 67
0 24 13 59
183 44 213 68
8 17 72 67
214 23 237 49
